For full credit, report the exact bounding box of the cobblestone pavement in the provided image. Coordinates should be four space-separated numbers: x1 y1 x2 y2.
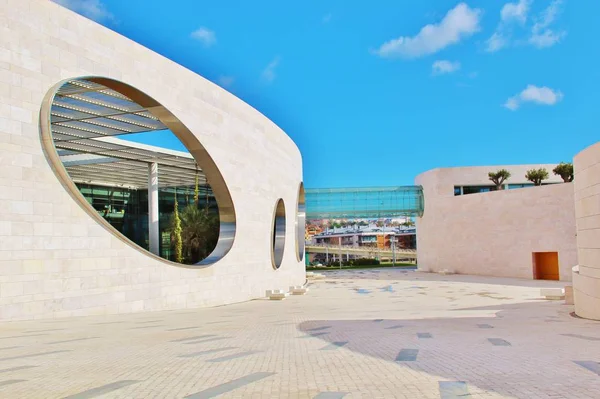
1 268 600 399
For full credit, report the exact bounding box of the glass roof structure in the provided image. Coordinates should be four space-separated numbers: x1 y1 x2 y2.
50 79 203 189
305 186 424 218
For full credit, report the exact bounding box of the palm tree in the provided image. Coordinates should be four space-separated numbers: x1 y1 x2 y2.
180 205 219 263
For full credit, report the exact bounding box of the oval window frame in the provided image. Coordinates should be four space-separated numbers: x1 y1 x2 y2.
295 183 305 262
271 198 286 270
39 77 237 267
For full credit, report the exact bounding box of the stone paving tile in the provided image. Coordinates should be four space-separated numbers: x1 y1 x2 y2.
320 341 348 351
182 337 229 345
488 338 511 346
0 365 37 373
395 349 419 362
47 338 98 345
0 379 26 387
178 347 238 358
313 393 348 398
439 381 470 398
0 269 598 398
183 372 276 398
207 351 262 362
62 380 141 399
574 361 600 376
563 334 600 341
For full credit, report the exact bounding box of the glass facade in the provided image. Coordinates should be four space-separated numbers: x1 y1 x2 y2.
76 183 218 262
455 185 497 196
305 186 424 218
507 183 534 189
455 182 561 196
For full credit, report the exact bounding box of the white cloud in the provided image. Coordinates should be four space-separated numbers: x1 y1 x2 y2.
529 0 566 48
52 0 112 21
503 84 563 110
485 0 530 52
261 57 281 83
432 60 461 75
501 0 531 24
217 76 234 88
374 3 482 59
191 27 216 47
504 96 520 110
485 32 508 52
323 13 332 23
488 0 566 52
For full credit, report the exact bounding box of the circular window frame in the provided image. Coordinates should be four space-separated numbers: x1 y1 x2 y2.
271 198 286 270
39 76 237 268
295 183 305 262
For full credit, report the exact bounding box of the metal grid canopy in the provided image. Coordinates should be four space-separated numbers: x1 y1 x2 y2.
51 79 204 189
305 186 424 218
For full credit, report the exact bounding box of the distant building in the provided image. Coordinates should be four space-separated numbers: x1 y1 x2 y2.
311 225 416 250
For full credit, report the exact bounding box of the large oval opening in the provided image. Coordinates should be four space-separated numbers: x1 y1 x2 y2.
40 77 236 266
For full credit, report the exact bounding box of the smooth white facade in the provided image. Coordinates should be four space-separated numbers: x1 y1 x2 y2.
572 142 600 320
416 165 577 280
0 0 304 320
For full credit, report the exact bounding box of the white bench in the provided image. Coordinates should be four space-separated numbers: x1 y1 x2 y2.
289 285 309 295
540 287 565 300
266 289 289 300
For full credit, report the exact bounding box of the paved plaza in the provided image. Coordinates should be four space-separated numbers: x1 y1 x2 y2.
0 268 599 398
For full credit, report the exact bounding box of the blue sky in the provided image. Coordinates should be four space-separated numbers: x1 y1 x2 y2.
54 0 598 188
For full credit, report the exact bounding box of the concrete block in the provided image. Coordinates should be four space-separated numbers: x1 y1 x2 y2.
266 289 289 300
289 285 309 295
541 287 565 300
564 285 574 305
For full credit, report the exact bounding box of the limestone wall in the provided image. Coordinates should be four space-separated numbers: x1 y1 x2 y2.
416 166 577 280
0 0 305 320
573 142 600 320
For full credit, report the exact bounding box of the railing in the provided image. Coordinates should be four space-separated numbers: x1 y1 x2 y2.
305 244 417 257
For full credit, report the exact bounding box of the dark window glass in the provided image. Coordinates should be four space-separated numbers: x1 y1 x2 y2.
462 185 496 195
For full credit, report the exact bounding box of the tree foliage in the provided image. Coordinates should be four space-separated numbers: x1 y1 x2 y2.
170 180 219 264
402 219 415 227
193 170 200 205
179 205 219 264
525 168 549 186
553 162 574 182
170 191 183 263
488 169 511 190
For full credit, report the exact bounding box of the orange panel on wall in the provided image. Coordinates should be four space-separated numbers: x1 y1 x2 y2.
533 252 559 281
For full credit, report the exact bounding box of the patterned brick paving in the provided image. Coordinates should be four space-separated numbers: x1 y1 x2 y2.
0 269 599 398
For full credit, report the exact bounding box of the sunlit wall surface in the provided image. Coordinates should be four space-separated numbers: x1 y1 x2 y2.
0 0 305 321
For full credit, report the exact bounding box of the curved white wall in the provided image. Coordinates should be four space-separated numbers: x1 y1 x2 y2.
573 142 600 320
0 0 304 320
